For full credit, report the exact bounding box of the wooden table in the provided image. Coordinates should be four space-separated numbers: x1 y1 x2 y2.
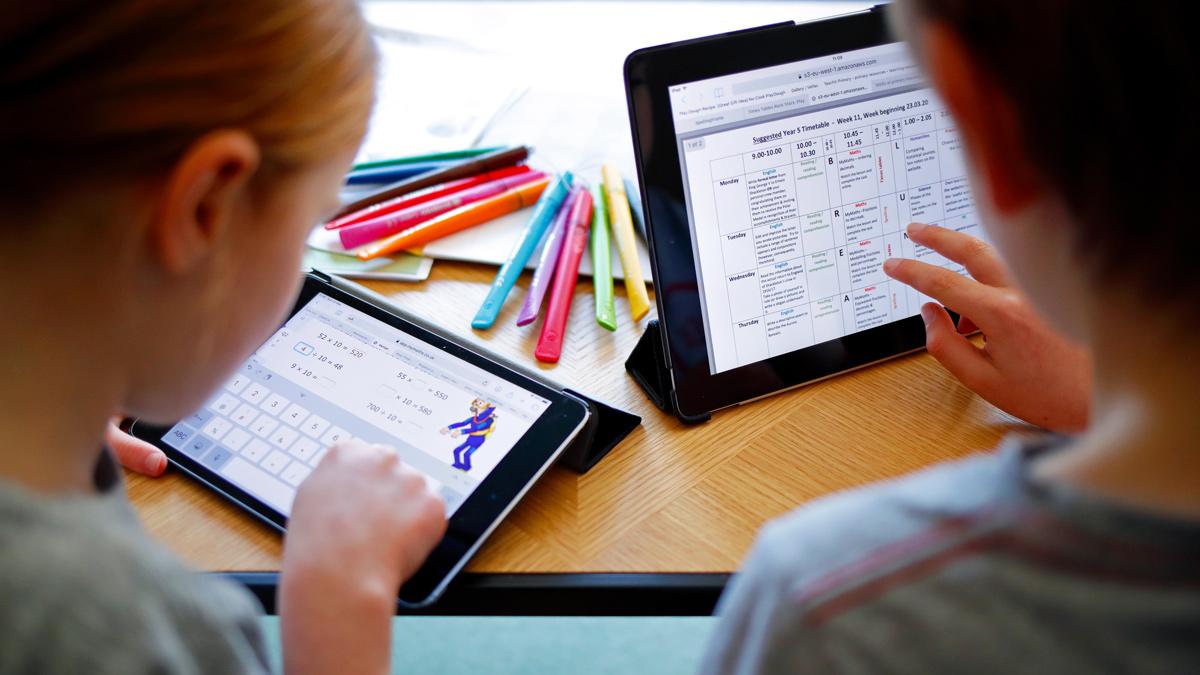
127 261 1019 574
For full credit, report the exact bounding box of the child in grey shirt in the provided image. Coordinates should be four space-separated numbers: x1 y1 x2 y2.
704 0 1200 671
704 437 1200 673
0 451 268 673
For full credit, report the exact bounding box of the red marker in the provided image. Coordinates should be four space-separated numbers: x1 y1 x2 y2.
535 186 593 363
338 170 547 249
324 165 533 230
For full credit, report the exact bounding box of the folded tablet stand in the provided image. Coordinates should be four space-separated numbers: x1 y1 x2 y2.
557 388 641 473
624 320 711 425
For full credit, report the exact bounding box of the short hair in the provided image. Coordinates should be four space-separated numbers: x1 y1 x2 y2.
901 0 1197 305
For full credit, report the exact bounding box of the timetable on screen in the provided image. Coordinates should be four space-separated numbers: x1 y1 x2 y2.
668 42 985 374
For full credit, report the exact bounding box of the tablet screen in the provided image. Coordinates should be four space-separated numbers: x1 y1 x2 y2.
668 41 984 374
158 292 552 516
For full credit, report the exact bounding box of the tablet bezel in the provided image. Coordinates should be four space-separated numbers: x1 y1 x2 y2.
625 6 933 420
131 273 589 607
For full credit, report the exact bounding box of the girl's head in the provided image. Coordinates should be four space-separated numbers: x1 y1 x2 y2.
893 1 1196 343
1 1 375 423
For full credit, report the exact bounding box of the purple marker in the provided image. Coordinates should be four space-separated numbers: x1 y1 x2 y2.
515 187 582 327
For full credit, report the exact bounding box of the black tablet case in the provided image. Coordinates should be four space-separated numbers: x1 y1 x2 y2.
620 22 800 427
624 320 711 425
622 9 894 426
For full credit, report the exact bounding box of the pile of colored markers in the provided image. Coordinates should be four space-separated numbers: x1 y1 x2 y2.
325 146 651 364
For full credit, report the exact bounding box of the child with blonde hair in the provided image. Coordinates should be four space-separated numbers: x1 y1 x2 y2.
0 2 446 672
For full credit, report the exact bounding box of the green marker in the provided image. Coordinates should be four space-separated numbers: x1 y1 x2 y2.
351 146 505 172
590 184 617 331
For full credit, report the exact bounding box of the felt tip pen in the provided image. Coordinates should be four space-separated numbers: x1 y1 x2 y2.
601 164 650 321
325 165 533 230
335 145 531 219
471 171 575 330
535 187 594 363
345 160 459 186
589 183 616 331
351 146 505 172
339 170 547 249
356 176 550 260
623 177 648 241
514 191 574 327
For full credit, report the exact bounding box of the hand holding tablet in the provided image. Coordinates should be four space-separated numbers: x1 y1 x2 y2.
132 271 590 606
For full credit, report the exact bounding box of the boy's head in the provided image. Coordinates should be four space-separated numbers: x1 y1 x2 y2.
1 0 375 423
893 1 1196 341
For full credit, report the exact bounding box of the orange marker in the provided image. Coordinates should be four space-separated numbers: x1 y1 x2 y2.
357 176 550 260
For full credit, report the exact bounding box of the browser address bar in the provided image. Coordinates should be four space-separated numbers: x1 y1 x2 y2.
729 50 910 96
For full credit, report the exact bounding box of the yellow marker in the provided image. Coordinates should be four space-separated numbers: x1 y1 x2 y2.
600 164 650 321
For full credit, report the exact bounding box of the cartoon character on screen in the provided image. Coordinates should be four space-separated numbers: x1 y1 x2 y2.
440 398 497 472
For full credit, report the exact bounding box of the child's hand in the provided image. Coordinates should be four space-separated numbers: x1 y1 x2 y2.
883 223 1091 432
284 439 446 591
106 417 168 476
279 440 445 675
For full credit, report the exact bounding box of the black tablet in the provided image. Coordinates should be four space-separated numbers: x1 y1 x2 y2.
624 5 984 421
130 271 589 607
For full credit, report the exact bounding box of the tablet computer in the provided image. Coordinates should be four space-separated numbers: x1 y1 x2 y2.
624 5 984 421
130 271 589 607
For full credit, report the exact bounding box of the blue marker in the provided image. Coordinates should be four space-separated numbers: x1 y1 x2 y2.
344 160 457 185
472 171 575 329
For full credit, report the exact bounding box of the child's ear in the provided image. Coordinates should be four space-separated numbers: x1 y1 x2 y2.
151 130 261 274
919 22 1040 215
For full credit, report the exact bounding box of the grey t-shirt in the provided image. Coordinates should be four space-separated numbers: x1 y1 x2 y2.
701 435 1200 674
0 450 270 674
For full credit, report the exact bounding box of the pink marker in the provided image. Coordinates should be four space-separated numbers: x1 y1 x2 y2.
514 188 581 327
324 165 534 230
535 187 593 363
338 170 546 249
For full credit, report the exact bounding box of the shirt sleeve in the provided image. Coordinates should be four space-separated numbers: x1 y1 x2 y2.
696 449 1021 675
699 521 827 675
2 539 272 675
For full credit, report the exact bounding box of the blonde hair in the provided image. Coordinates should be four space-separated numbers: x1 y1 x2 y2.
0 0 375 199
